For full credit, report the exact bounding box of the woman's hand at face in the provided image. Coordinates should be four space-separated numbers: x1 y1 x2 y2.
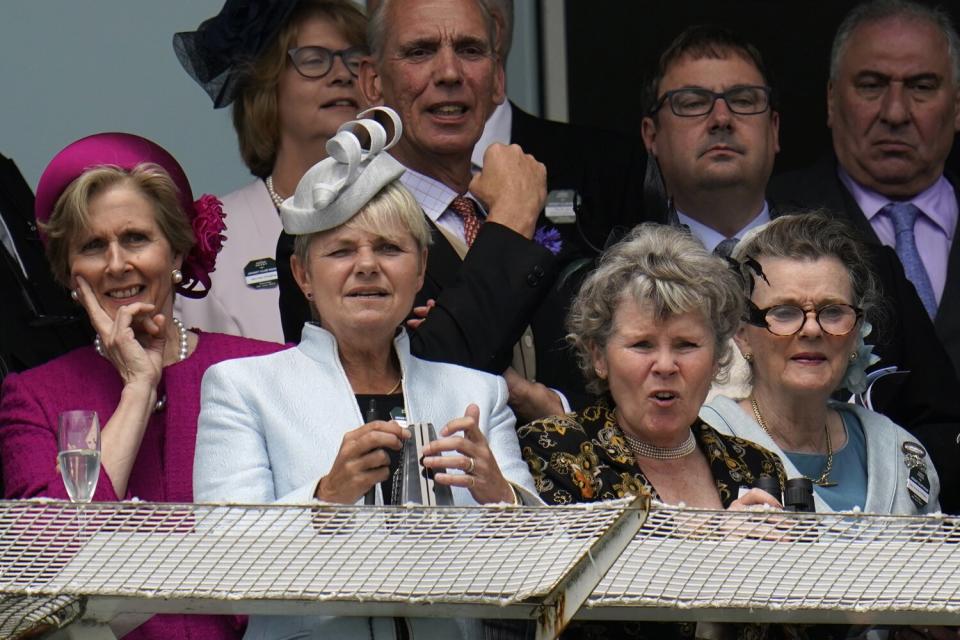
315 421 409 504
728 488 783 511
76 276 165 390
421 404 516 505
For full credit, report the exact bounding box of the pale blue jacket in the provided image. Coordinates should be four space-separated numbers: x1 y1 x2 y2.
195 323 538 639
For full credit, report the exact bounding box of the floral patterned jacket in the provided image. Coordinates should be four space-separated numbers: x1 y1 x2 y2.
518 402 785 507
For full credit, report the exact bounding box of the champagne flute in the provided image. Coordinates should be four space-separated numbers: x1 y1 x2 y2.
57 410 101 503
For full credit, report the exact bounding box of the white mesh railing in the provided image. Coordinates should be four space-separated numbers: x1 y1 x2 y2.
3 500 960 639
585 505 960 625
0 498 643 639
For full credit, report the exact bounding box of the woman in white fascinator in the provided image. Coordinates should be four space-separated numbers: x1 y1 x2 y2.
194 106 537 639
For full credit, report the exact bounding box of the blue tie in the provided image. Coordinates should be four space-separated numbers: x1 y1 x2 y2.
713 237 739 258
883 202 938 318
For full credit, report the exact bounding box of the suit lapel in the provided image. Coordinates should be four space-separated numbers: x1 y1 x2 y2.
423 215 462 290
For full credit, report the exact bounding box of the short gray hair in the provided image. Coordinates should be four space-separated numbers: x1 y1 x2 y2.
732 212 882 325
568 223 744 395
480 0 513 62
368 0 499 63
830 0 960 85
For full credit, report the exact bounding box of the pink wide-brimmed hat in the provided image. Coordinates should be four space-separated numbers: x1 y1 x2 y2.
34 132 225 298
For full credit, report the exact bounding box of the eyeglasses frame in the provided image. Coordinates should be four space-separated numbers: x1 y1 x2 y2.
650 85 773 118
745 299 864 337
287 45 370 79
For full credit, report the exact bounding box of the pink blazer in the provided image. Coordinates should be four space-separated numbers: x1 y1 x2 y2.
0 331 285 640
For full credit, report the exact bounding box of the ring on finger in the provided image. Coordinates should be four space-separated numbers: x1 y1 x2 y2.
466 457 476 474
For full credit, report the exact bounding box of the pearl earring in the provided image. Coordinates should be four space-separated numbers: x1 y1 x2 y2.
70 289 79 301
172 269 183 284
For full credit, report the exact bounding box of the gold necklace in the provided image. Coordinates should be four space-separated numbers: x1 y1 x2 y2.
386 376 402 395
750 397 835 487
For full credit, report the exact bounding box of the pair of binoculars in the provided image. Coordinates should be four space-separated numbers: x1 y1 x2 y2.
754 476 815 513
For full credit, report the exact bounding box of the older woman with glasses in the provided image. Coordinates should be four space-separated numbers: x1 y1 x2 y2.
174 0 368 342
701 213 940 514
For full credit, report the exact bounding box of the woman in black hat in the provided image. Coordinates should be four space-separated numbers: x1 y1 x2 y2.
174 0 368 343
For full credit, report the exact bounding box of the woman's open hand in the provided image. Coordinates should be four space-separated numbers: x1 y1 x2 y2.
315 421 409 504
76 276 165 389
421 404 516 504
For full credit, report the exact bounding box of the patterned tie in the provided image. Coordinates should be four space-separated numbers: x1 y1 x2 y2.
450 195 482 248
883 202 938 318
713 237 739 259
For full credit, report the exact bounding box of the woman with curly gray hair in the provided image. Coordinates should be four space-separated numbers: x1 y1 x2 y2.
519 223 785 509
701 213 940 515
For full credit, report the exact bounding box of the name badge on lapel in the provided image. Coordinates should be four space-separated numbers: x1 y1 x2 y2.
902 441 931 509
243 258 278 289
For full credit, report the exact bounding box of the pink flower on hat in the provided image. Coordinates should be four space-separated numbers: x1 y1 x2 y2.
179 194 227 298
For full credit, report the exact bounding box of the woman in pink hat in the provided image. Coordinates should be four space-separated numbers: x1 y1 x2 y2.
0 132 284 639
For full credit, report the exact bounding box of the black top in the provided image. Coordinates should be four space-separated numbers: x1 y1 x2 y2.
355 393 404 505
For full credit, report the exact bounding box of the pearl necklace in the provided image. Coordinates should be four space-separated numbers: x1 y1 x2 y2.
749 397 836 487
620 428 697 460
94 318 189 412
265 176 285 210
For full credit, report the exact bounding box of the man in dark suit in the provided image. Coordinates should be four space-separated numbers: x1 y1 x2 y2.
278 0 575 419
474 0 647 255
771 0 960 382
0 152 90 383
642 25 960 512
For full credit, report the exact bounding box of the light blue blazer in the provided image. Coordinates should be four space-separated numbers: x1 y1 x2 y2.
195 324 537 640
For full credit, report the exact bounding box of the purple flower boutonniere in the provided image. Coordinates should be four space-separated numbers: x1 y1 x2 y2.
534 226 563 255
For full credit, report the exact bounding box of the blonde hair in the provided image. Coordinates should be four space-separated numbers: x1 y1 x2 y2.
41 164 194 287
233 0 368 178
293 180 431 266
568 223 744 395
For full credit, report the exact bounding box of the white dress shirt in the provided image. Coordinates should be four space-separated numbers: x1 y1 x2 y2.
471 100 513 171
677 202 771 253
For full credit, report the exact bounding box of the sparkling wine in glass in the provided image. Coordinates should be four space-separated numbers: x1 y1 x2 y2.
57 410 101 503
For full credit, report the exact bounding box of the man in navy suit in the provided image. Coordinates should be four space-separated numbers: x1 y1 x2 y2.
771 0 960 382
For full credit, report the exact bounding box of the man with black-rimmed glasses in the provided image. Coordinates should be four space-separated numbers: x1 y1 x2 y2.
641 25 779 255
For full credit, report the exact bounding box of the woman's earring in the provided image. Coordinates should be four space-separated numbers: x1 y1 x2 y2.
743 353 753 363
849 352 858 362
171 269 183 284
305 291 313 300
70 289 79 301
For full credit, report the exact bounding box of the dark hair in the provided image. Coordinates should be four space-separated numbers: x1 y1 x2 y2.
232 0 368 178
645 24 774 115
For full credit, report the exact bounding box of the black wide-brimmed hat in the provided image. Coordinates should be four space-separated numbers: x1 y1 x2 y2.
173 0 298 108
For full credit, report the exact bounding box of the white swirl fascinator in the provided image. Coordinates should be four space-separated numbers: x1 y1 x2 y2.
280 106 406 235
